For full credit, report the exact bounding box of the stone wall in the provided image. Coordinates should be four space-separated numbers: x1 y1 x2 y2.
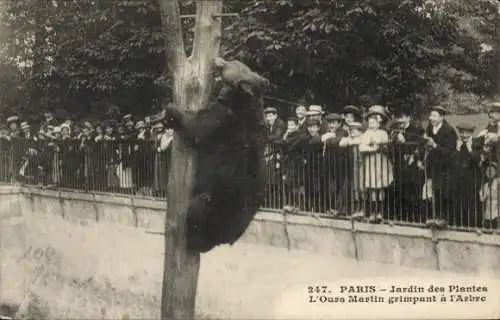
3 185 499 275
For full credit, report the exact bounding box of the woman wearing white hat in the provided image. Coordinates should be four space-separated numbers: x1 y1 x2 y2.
354 106 393 223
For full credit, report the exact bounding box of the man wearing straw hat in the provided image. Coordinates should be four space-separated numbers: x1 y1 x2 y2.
306 105 328 134
477 101 500 160
6 116 20 138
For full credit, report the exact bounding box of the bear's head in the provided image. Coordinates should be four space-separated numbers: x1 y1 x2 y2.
214 57 270 98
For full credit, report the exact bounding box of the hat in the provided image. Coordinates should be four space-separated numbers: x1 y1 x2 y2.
20 121 30 130
306 118 321 126
456 123 476 133
488 102 500 113
366 105 388 119
135 121 145 129
152 122 164 130
60 122 70 129
83 121 93 129
123 114 132 120
341 105 362 116
125 119 134 126
263 107 278 114
306 105 324 116
325 113 342 122
52 126 61 133
6 116 19 123
348 122 363 129
287 116 298 122
429 105 448 116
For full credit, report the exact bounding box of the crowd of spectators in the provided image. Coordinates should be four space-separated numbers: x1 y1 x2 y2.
261 102 500 230
0 110 174 198
0 102 499 230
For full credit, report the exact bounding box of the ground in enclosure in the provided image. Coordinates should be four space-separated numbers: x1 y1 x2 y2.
445 113 489 132
1 207 499 320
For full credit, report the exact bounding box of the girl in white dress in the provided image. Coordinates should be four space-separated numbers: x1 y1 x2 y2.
356 109 394 223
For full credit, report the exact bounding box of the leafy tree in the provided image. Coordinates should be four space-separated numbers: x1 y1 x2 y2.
222 0 498 117
0 0 497 121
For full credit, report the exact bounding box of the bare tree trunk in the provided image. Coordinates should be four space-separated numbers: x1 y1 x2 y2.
158 1 222 319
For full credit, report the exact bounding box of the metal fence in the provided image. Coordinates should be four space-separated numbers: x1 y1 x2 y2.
1 137 499 233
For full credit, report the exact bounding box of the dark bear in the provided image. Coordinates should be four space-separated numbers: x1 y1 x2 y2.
161 58 270 253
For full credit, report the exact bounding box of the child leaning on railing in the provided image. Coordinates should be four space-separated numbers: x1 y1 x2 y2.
480 162 500 229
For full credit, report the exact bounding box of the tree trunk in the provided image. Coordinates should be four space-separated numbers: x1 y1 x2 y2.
158 1 222 319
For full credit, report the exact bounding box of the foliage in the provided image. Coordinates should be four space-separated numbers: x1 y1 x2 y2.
0 0 498 122
0 0 169 122
223 0 499 117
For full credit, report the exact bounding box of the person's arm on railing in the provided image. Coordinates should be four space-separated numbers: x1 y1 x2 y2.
158 134 173 152
358 132 378 153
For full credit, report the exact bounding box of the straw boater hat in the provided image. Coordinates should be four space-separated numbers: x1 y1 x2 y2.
135 120 145 130
6 116 19 123
488 102 500 114
20 121 30 130
83 121 93 129
52 126 61 134
366 105 388 118
306 105 325 116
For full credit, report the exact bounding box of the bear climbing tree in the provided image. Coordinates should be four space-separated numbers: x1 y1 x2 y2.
158 1 268 319
161 58 269 253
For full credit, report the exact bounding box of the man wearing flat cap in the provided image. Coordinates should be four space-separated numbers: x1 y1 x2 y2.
263 106 285 207
423 105 458 228
450 123 483 228
320 112 349 213
263 107 286 144
281 116 306 207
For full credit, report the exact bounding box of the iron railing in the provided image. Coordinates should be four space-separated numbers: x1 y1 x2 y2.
0 136 498 233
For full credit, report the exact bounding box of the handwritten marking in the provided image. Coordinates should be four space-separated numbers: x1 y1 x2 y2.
17 245 56 263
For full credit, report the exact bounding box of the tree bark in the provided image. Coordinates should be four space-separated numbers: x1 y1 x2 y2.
158 1 222 319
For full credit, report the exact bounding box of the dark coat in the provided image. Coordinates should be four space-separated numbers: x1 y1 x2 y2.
282 130 306 186
265 118 286 144
450 138 483 226
424 120 458 195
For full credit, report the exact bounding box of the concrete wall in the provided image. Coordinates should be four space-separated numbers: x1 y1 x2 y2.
5 185 500 275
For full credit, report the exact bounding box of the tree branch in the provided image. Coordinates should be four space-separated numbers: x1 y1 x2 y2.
158 0 186 85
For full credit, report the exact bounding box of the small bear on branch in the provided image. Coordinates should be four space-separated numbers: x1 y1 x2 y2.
159 58 270 253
